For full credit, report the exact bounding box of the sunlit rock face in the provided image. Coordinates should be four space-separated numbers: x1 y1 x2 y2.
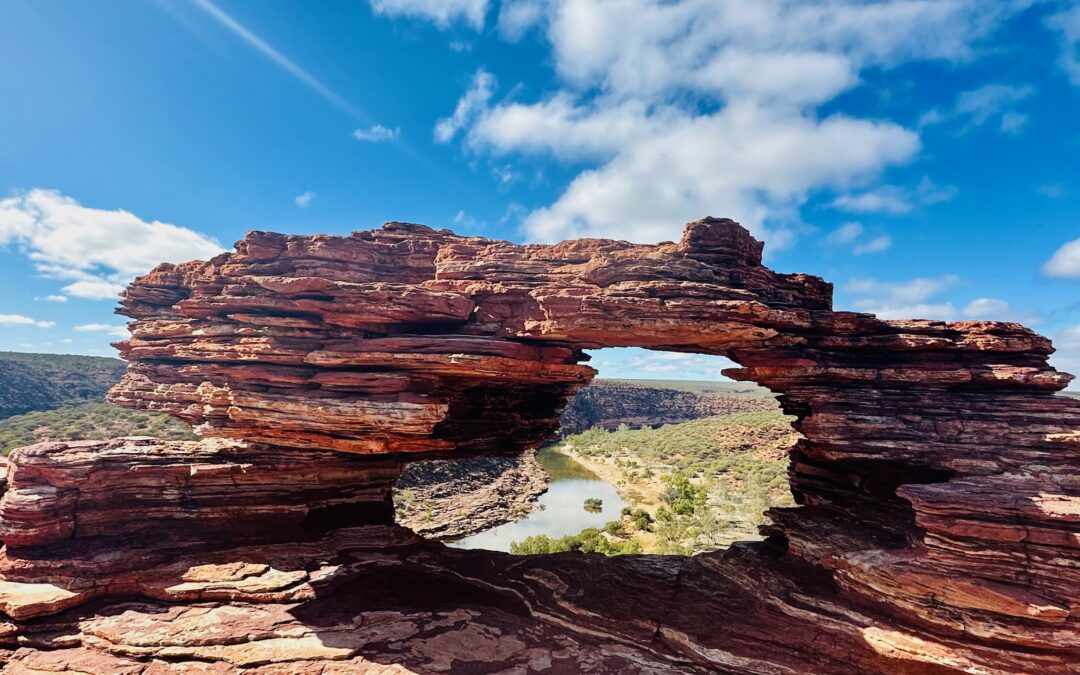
0 218 1077 674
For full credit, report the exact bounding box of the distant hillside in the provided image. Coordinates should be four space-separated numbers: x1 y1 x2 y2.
0 402 196 455
0 351 126 419
600 379 775 397
559 379 778 435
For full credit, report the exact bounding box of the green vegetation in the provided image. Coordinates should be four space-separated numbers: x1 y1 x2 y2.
0 402 196 455
510 525 643 556
0 351 125 420
561 409 798 555
582 497 603 512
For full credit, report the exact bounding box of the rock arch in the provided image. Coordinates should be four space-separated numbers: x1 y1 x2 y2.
0 218 1076 673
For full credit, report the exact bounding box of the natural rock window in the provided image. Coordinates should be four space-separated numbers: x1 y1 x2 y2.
0 218 1076 674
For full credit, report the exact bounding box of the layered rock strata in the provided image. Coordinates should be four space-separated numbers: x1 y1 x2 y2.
395 450 548 540
0 218 1077 673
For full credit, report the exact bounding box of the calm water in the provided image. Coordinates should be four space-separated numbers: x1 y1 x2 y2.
449 446 627 552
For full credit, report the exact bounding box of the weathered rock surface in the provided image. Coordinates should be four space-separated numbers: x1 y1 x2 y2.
0 218 1077 673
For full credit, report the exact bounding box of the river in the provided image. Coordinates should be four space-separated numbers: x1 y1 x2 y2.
449 446 627 552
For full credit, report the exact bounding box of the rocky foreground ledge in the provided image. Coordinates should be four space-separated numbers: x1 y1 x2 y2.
0 218 1077 673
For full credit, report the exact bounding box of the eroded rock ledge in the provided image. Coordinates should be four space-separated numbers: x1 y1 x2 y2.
0 218 1077 673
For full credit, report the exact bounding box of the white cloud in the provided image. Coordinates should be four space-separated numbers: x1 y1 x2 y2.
541 1 1024 103
1044 237 1080 278
960 298 1042 326
498 0 545 41
843 274 961 320
830 187 912 214
503 100 919 243
0 314 54 328
999 111 1028 134
451 210 485 230
294 191 316 208
826 222 863 245
1035 183 1067 199
352 124 401 142
438 0 1026 245
435 70 496 143
61 279 127 300
853 235 892 255
829 176 956 215
0 189 226 301
625 350 738 380
370 0 488 29
920 83 1034 133
74 323 130 338
35 295 68 303
1047 4 1080 87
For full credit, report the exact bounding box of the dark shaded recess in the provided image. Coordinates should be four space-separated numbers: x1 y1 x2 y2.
787 447 954 546
290 565 530 623
301 497 397 532
432 382 579 454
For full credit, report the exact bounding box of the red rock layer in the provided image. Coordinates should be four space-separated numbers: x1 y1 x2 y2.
0 218 1076 673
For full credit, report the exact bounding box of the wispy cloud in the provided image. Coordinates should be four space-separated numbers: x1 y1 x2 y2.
74 323 130 338
825 222 892 256
188 0 368 120
435 69 495 143
1046 4 1080 87
1035 182 1068 199
853 236 892 255
830 177 956 215
370 0 489 30
353 124 400 142
294 191 316 208
843 274 962 320
0 314 54 328
960 298 1042 325
919 83 1034 134
826 222 864 245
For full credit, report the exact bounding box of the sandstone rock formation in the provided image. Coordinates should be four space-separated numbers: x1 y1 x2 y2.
0 218 1077 673
395 450 548 540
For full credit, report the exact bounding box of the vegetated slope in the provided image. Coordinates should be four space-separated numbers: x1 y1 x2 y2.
0 402 196 455
0 352 125 419
517 409 799 556
559 378 778 435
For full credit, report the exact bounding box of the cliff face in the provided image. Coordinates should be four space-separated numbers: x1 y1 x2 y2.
0 218 1077 674
558 380 777 434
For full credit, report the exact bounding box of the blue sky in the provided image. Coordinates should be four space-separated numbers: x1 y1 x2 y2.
1 0 1078 386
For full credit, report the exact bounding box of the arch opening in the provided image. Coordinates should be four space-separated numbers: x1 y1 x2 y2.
397 347 803 557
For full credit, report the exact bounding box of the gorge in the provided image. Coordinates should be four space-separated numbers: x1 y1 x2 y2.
0 218 1077 673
